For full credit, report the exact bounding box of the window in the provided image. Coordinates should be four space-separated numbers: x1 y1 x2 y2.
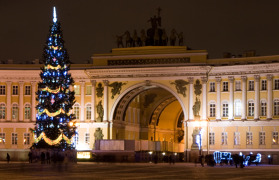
74 104 80 119
221 132 228 145
0 133 5 144
85 133 90 144
272 131 278 145
12 133 17 145
209 132 215 145
261 101 267 116
25 85 31 95
274 100 279 116
275 79 279 90
209 82 215 92
24 104 31 120
234 100 241 117
223 82 228 92
12 104 18 120
261 80 267 91
235 81 241 91
248 101 254 116
246 132 253 145
0 85 5 95
12 85 18 95
86 104 91 120
0 103 5 120
24 133 30 145
234 132 240 145
259 132 265 145
86 85 92 95
222 103 228 117
249 80 254 91
209 103 216 117
74 85 80 95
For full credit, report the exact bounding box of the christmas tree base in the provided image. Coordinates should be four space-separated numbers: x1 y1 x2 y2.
30 149 77 164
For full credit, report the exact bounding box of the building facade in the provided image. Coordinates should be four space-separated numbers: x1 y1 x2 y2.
0 46 279 163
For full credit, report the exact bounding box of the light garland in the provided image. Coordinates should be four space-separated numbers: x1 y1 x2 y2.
34 132 73 145
38 108 70 116
46 64 62 70
42 86 63 94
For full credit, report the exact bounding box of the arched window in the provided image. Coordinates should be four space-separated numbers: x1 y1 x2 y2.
222 101 229 117
86 104 91 120
74 104 80 119
0 103 5 120
274 99 279 116
209 102 216 117
248 100 254 116
12 104 18 120
234 100 241 117
24 104 31 120
261 100 267 116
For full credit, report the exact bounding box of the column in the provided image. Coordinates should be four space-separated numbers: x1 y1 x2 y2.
188 77 194 120
267 74 273 120
228 76 234 120
216 77 221 120
91 80 96 121
103 80 109 121
201 77 207 120
241 76 247 120
254 75 260 120
80 81 85 121
31 81 37 122
19 81 24 121
6 81 12 121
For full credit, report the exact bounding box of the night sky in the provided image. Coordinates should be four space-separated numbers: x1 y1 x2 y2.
1 0 279 64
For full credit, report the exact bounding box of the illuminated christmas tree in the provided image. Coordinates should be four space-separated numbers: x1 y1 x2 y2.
32 7 76 149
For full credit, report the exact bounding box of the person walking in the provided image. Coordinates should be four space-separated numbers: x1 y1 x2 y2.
28 151 32 163
6 153 10 163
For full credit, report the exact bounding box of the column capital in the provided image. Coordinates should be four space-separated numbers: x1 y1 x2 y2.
215 77 222 83
19 81 24 86
103 80 109 86
228 76 234 83
188 77 194 84
241 76 247 81
254 75 260 82
79 81 85 87
201 77 208 84
267 74 273 81
91 80 96 86
31 81 37 86
5 81 12 86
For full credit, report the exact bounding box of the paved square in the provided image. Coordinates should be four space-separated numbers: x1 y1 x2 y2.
0 162 278 179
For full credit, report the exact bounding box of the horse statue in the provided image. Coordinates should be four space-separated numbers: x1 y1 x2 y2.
116 35 124 48
139 29 147 46
132 30 140 47
170 29 177 46
124 31 133 47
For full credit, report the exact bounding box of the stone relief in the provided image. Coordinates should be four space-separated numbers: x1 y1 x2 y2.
108 82 127 99
170 79 189 97
96 100 104 122
96 83 104 98
143 93 157 108
194 79 202 96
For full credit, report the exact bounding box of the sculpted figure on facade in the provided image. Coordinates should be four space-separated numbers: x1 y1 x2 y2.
192 97 201 117
170 79 189 97
96 101 104 122
109 82 127 99
96 83 104 98
94 128 104 140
